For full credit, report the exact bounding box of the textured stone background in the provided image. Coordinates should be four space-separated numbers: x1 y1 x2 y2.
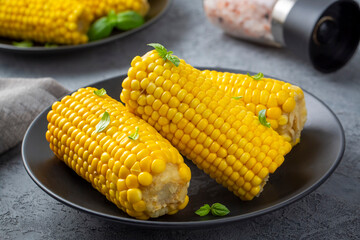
1 0 359 239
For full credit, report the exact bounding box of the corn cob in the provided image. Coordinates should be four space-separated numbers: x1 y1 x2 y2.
203 71 307 145
46 87 191 219
78 0 150 19
120 45 292 201
0 0 92 45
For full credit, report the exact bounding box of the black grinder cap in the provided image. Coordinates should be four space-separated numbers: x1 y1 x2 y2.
283 0 360 73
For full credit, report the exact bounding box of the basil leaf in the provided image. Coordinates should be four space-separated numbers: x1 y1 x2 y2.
128 126 139 140
195 204 211 216
210 203 230 216
147 43 168 59
148 43 180 67
166 54 180 67
44 43 58 48
116 11 145 31
94 88 107 96
258 109 271 128
88 17 114 41
107 10 118 26
12 40 33 48
232 96 243 100
247 72 264 81
96 111 110 133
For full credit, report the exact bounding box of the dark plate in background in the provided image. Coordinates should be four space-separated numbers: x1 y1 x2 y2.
0 0 171 53
22 68 345 228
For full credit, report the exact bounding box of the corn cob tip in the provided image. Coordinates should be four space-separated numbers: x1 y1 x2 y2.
202 71 307 145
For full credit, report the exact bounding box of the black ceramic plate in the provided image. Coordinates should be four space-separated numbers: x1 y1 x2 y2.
22 68 345 229
0 0 171 53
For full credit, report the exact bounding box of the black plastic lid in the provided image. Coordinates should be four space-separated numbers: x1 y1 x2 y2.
283 0 360 73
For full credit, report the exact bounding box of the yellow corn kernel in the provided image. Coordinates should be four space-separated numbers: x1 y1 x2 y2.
127 188 142 203
178 195 189 210
138 172 153 186
267 107 282 119
151 159 166 174
276 90 288 105
133 200 146 212
278 115 288 125
126 174 139 188
282 98 296 113
179 165 192 182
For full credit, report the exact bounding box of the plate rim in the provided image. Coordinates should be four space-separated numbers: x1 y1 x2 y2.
0 0 172 53
21 68 345 228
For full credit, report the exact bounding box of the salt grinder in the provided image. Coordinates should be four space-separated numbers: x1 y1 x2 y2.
204 0 360 72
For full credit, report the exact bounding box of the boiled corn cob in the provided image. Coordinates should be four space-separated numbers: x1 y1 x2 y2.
204 71 307 145
46 87 191 219
0 0 92 45
120 45 292 201
79 0 150 19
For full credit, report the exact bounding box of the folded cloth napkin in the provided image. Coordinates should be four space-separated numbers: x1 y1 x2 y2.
0 78 69 154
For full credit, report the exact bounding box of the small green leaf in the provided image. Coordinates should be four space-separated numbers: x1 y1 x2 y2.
247 72 264 81
94 88 107 96
196 203 230 217
147 43 180 67
107 10 118 26
88 16 114 41
96 111 110 133
195 204 211 216
128 126 139 140
12 40 33 48
232 96 243 100
258 109 271 128
116 11 145 31
211 203 230 216
147 43 168 59
166 54 180 67
44 43 58 48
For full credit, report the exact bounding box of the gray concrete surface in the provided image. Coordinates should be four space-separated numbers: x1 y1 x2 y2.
1 0 359 239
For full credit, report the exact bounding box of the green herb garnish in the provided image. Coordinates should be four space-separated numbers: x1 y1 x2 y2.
95 111 110 133
147 43 180 67
88 10 117 41
195 204 211 217
232 96 243 100
116 11 145 31
195 203 230 217
94 88 107 96
107 10 118 26
211 203 231 216
88 17 114 41
258 109 271 128
128 126 139 140
88 10 145 41
44 43 58 48
247 72 264 81
12 40 33 48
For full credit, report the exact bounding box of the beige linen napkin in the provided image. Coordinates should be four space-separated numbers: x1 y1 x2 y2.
0 78 69 154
